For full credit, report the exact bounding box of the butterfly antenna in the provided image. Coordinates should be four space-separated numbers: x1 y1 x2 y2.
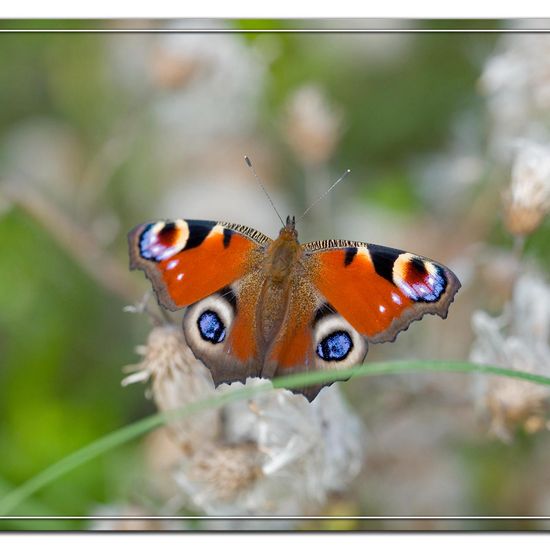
298 169 351 222
244 155 286 228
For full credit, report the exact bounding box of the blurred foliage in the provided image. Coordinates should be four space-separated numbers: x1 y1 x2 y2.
1 23 549 530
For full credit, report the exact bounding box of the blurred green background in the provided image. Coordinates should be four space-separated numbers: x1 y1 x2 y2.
1 21 550 530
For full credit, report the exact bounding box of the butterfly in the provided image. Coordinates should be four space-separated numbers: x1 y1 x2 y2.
128 215 460 400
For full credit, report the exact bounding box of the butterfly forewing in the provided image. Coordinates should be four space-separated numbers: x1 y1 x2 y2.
128 219 271 310
302 240 461 344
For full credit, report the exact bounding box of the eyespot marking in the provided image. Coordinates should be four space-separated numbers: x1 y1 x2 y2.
394 255 447 302
316 331 353 362
157 222 178 245
139 221 189 262
197 310 226 344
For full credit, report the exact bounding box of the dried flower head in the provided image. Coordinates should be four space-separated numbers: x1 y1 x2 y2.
169 377 366 517
470 273 550 441
124 323 366 518
283 85 343 166
503 140 550 236
177 443 262 505
123 324 221 452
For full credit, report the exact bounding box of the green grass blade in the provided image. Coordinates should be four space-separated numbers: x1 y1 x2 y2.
1 360 550 516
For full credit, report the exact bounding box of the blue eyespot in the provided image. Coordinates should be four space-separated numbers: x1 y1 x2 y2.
316 331 353 362
398 264 447 303
197 310 226 344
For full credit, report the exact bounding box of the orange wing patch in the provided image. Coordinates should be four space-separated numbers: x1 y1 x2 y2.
266 320 313 372
157 230 255 308
311 248 412 340
304 243 460 344
263 277 320 377
129 219 269 310
224 274 262 364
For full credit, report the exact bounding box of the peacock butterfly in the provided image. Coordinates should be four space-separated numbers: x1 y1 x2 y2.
128 214 460 400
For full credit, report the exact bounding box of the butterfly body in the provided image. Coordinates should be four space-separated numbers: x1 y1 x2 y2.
129 215 460 400
256 220 301 343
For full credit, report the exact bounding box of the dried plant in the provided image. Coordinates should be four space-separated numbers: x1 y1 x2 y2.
466 34 550 444
123 322 366 518
502 140 550 237
470 273 550 441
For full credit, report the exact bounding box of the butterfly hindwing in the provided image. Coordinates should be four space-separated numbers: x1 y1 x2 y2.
302 240 461 344
182 277 264 384
128 219 271 310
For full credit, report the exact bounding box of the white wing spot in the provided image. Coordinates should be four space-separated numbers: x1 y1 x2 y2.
167 259 179 270
391 292 402 305
379 305 386 313
177 273 184 281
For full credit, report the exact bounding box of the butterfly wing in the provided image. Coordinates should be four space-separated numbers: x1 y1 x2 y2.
302 240 461 344
129 219 271 384
128 219 271 310
264 240 460 400
182 270 267 385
